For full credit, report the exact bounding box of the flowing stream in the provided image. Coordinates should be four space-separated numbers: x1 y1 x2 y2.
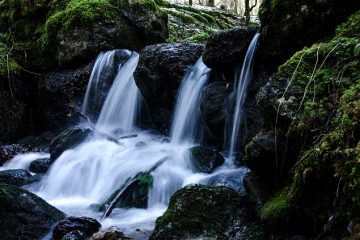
1 35 259 237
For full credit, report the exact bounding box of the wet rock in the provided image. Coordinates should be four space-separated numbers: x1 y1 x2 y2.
50 127 92 162
207 167 249 194
0 144 31 166
53 216 101 240
62 230 87 240
36 64 92 131
134 43 204 133
29 158 51 174
244 132 291 180
17 130 62 152
189 146 224 173
243 172 272 210
0 169 32 186
203 26 259 72
90 226 128 240
259 0 360 69
151 185 253 239
0 183 65 240
200 79 232 143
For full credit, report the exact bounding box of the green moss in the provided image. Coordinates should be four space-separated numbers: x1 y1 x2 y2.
164 8 196 24
138 172 153 196
0 42 20 77
185 32 210 43
336 10 360 38
260 188 290 222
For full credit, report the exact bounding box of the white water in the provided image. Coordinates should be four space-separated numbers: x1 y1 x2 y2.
2 49 255 237
170 57 210 144
96 52 140 136
82 50 120 121
228 33 260 160
0 152 49 171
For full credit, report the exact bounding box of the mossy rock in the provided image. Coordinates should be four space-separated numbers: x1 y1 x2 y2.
259 0 360 69
0 183 65 240
151 185 245 239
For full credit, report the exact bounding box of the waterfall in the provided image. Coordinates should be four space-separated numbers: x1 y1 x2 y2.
227 33 260 160
96 52 140 136
170 57 210 144
82 50 120 121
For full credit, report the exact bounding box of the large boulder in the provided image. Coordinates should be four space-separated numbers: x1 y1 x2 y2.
188 146 225 173
0 169 32 186
259 0 360 69
203 26 259 72
53 216 101 240
134 43 204 133
49 127 92 162
151 185 257 239
0 183 65 240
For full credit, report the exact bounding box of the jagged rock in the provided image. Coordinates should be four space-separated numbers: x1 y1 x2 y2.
49 127 92 162
134 43 204 133
90 226 128 240
29 158 51 174
188 146 225 173
259 0 360 69
202 26 259 72
0 169 32 186
151 185 255 239
0 183 65 240
62 230 87 240
53 216 101 240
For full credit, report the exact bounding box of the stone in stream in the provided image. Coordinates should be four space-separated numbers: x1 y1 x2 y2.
188 146 225 173
49 127 93 162
29 157 51 173
62 230 88 240
0 183 65 240
52 216 101 240
0 169 32 186
90 226 129 240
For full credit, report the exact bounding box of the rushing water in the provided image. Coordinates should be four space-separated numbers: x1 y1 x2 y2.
1 40 259 237
170 57 210 144
227 33 260 161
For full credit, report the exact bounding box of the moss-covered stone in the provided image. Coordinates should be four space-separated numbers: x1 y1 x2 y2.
151 185 244 239
0 183 65 240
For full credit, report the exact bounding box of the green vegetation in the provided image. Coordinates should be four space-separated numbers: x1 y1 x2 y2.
138 172 154 196
260 188 290 222
336 10 360 38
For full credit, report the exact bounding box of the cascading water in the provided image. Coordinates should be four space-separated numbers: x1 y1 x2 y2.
1 40 259 237
96 52 140 136
227 33 260 161
170 57 210 144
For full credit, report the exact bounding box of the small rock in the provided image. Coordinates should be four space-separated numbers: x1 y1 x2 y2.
29 158 51 173
62 230 88 240
90 226 129 240
189 146 225 173
53 216 101 240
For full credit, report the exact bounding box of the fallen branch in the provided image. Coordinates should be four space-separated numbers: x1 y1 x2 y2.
101 156 169 219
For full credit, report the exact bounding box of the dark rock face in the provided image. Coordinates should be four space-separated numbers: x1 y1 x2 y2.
0 169 32 186
0 183 65 240
134 43 204 133
200 79 232 143
244 132 296 181
202 26 259 72
189 146 225 173
36 64 92 131
243 172 272 210
259 0 360 69
151 185 255 239
29 158 51 174
53 216 101 240
49 127 92 162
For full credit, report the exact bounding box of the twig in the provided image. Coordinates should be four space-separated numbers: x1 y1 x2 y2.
6 45 14 99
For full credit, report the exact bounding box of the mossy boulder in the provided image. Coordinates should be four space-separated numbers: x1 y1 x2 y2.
0 183 65 240
188 146 224 173
134 43 204 133
49 127 92 162
151 185 250 239
203 26 259 72
259 0 360 69
0 0 168 70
